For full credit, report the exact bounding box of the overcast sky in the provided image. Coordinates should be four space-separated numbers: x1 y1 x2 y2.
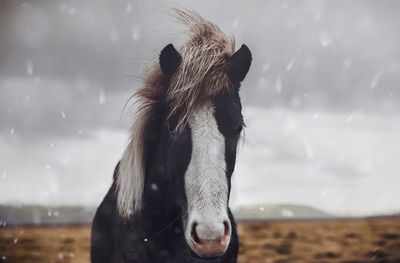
1 0 399 216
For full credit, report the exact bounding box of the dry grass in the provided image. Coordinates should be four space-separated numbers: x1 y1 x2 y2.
1 218 400 263
238 218 400 263
0 225 89 263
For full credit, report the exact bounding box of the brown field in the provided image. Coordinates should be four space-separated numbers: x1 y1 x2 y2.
1 218 400 263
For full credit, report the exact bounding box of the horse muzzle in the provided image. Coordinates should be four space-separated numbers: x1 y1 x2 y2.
185 212 231 258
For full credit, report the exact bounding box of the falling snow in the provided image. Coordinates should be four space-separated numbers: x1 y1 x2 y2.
125 2 132 14
67 7 77 16
275 75 282 93
282 119 297 135
151 183 159 191
109 29 120 43
262 61 270 72
47 209 59 218
281 208 294 217
26 60 33 76
318 31 332 47
302 140 315 159
99 89 106 104
346 114 354 123
342 58 352 68
131 25 140 42
257 77 266 90
312 111 320 120
370 73 383 89
232 16 240 28
286 57 295 71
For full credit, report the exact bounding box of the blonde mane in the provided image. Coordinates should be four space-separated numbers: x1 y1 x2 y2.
116 9 235 218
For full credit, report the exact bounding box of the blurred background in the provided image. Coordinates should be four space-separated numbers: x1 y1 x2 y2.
1 0 400 224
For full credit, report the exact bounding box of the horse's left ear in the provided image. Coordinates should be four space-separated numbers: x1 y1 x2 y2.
228 44 252 83
159 43 182 78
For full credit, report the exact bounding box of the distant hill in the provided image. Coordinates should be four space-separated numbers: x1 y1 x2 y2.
365 213 400 220
232 204 333 221
1 204 398 226
0 204 96 226
1 204 332 226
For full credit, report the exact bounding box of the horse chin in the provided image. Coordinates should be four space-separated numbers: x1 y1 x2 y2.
185 236 229 260
189 250 223 260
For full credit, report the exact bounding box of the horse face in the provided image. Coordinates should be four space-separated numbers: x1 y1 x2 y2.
165 94 243 258
160 43 251 259
185 92 244 258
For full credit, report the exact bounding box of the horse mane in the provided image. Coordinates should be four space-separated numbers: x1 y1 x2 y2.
116 9 235 218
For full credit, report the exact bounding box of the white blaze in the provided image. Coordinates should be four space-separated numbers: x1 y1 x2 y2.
185 103 229 239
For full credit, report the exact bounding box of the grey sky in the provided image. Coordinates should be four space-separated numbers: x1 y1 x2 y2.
1 0 399 216
1 0 400 135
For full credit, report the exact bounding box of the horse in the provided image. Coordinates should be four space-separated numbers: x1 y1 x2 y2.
91 10 252 263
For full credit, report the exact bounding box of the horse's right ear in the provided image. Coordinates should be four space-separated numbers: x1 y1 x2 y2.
228 44 252 83
159 43 182 78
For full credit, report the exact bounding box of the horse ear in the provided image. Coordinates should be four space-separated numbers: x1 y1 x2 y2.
159 43 182 78
228 44 252 83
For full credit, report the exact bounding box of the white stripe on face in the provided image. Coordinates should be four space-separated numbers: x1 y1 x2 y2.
185 103 229 240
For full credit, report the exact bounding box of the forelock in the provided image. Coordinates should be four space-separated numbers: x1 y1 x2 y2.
167 9 235 129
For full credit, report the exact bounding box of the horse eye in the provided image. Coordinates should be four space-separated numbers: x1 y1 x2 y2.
167 116 179 136
167 122 189 142
168 123 176 134
168 125 180 138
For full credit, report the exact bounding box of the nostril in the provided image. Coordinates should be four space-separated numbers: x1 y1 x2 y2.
191 223 201 244
223 221 230 237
